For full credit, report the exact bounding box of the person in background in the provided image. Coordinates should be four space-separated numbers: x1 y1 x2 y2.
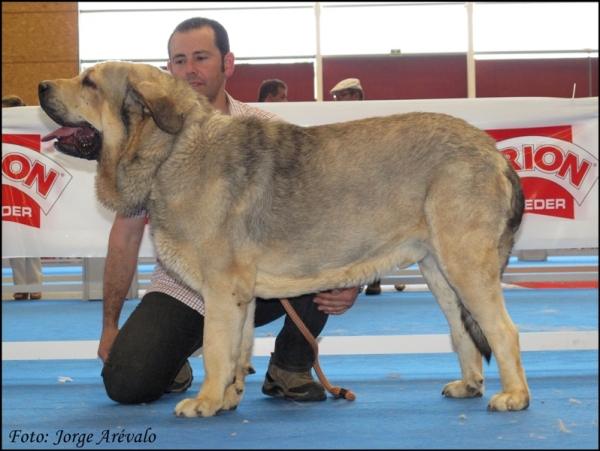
329 78 364 101
2 95 43 301
2 95 27 108
99 17 360 406
258 79 288 102
329 80 406 295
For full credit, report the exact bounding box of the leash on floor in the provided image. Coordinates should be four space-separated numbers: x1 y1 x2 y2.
280 298 356 401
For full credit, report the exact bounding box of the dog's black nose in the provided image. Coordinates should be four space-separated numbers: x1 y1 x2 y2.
38 82 50 97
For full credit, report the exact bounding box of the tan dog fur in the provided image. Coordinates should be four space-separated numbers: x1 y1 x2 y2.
39 62 530 417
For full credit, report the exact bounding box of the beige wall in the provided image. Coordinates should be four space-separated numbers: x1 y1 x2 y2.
2 2 79 106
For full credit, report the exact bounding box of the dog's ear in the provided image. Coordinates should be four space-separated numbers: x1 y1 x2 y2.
129 80 184 135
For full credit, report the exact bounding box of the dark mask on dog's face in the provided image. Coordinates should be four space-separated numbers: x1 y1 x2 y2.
41 125 102 161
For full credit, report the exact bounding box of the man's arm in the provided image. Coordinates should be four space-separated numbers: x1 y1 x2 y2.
98 212 146 362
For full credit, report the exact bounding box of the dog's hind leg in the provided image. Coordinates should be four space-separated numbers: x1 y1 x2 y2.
223 297 256 411
419 254 486 399
427 240 530 412
458 282 529 412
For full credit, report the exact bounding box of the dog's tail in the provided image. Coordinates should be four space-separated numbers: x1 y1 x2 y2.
499 163 525 275
459 304 493 363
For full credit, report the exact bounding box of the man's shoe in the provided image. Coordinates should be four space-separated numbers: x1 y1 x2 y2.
262 362 326 402
167 360 193 393
365 280 381 295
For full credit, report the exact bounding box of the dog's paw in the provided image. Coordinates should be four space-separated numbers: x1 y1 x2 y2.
442 379 484 398
174 397 222 418
222 382 244 411
487 391 530 412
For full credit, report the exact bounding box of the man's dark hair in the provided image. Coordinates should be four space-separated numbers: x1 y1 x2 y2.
168 17 230 71
258 79 287 102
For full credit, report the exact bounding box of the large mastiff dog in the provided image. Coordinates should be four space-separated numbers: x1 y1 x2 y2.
39 62 529 417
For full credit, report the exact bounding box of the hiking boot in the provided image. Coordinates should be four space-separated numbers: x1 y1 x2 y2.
365 280 381 295
262 362 326 402
167 360 193 393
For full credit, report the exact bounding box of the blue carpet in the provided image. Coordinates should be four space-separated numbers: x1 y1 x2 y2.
2 289 598 341
2 287 598 449
2 352 597 449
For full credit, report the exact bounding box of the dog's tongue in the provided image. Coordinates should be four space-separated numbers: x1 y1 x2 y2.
41 126 80 142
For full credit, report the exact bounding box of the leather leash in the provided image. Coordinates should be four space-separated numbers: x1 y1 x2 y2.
280 298 356 401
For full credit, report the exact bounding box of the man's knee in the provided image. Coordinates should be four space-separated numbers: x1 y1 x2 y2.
102 363 165 404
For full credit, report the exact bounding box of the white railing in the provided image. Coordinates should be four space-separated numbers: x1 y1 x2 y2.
3 97 598 299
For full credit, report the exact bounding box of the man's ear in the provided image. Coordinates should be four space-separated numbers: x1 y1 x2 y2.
224 51 235 78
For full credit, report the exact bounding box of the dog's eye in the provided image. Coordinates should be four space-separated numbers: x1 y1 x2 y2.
83 76 97 89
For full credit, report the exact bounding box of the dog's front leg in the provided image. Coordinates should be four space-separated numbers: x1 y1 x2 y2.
174 279 253 418
223 297 256 411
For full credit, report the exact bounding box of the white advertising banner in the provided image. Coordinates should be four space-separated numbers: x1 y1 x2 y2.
2 97 598 258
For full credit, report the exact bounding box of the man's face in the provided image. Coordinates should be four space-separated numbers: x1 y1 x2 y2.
167 27 233 104
333 90 361 101
267 87 288 102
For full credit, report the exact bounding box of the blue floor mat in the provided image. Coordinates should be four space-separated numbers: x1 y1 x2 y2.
2 287 598 449
2 352 598 450
2 289 598 341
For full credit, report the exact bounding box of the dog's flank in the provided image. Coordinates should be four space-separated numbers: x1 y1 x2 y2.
39 61 530 418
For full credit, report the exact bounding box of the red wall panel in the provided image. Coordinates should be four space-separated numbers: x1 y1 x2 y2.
475 58 598 98
226 62 315 102
223 56 598 102
322 54 468 101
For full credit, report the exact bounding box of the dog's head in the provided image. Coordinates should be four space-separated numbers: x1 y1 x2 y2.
38 61 188 162
38 62 213 212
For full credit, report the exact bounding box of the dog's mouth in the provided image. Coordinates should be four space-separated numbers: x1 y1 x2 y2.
42 125 102 161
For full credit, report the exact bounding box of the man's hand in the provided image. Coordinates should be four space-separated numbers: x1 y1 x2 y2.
313 286 360 315
98 327 118 362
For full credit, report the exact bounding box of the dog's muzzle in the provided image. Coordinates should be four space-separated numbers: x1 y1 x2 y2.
41 125 101 161
38 82 102 161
